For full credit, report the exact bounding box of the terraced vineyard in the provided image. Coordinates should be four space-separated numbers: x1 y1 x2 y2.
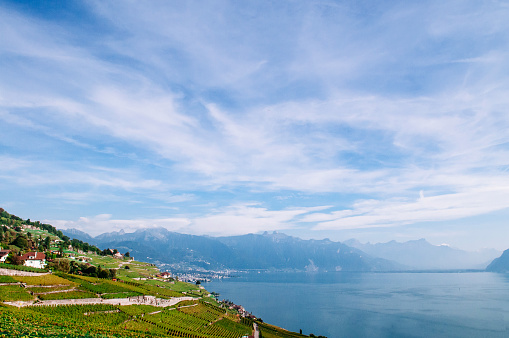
0 209 312 336
0 255 310 337
0 285 33 302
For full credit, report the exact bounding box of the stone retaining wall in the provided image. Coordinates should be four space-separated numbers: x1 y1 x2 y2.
4 296 197 308
0 268 50 276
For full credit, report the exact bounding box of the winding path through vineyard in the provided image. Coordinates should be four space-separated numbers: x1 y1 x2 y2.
5 295 196 308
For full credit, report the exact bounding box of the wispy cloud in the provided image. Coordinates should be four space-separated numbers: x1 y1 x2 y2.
52 204 329 237
49 214 191 236
308 185 509 230
1 1 509 249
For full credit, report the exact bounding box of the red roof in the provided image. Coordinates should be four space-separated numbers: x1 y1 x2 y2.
20 252 46 261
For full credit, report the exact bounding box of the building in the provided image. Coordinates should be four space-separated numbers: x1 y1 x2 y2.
21 252 47 269
160 272 172 279
0 249 10 263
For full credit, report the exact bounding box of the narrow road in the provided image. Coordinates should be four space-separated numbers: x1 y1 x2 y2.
253 322 260 338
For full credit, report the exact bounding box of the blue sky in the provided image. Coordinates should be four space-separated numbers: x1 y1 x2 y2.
1 0 509 250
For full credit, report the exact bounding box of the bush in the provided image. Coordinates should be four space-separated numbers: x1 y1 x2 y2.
47 259 70 273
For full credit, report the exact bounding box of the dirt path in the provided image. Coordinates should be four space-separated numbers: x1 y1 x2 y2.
4 296 197 308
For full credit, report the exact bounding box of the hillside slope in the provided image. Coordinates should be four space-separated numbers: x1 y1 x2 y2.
486 249 509 272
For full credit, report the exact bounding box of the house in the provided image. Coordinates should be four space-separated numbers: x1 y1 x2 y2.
160 272 172 279
0 249 10 263
156 271 172 279
21 252 47 269
113 252 123 259
76 256 92 262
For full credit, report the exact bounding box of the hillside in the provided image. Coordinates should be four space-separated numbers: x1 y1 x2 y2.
0 208 316 337
0 270 300 337
486 249 509 272
64 228 402 272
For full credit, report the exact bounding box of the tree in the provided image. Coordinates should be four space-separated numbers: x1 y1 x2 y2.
44 236 51 250
6 252 24 266
70 260 79 274
125 251 130 257
84 265 97 276
48 259 70 273
98 268 109 279
11 235 29 249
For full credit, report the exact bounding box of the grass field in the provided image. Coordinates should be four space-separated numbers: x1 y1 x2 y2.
13 275 75 286
0 276 17 284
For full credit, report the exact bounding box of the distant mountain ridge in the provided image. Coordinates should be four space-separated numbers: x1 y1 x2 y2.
62 228 401 272
344 238 499 270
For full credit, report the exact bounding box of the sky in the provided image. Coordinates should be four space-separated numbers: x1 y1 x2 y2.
1 0 509 251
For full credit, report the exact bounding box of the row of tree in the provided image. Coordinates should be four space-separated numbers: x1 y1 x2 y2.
0 208 120 279
49 258 117 279
0 208 102 255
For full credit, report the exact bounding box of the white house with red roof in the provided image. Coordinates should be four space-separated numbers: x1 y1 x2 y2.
21 251 47 269
0 249 10 263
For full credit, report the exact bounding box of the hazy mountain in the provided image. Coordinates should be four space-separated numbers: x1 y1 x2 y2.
94 228 237 270
486 249 509 272
216 231 401 271
62 228 400 272
344 238 500 270
61 228 95 243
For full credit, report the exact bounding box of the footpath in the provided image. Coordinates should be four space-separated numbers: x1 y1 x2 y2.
5 295 196 308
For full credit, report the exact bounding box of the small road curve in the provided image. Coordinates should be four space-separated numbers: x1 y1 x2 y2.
253 322 260 338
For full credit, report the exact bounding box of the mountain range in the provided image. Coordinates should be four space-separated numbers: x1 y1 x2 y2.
344 238 499 270
62 228 501 272
64 228 400 272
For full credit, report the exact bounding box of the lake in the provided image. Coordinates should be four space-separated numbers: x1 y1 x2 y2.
206 271 509 338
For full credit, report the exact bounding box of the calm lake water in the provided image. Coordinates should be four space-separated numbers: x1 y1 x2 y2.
206 272 509 338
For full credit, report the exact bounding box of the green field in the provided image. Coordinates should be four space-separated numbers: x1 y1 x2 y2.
0 276 17 284
13 275 74 286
